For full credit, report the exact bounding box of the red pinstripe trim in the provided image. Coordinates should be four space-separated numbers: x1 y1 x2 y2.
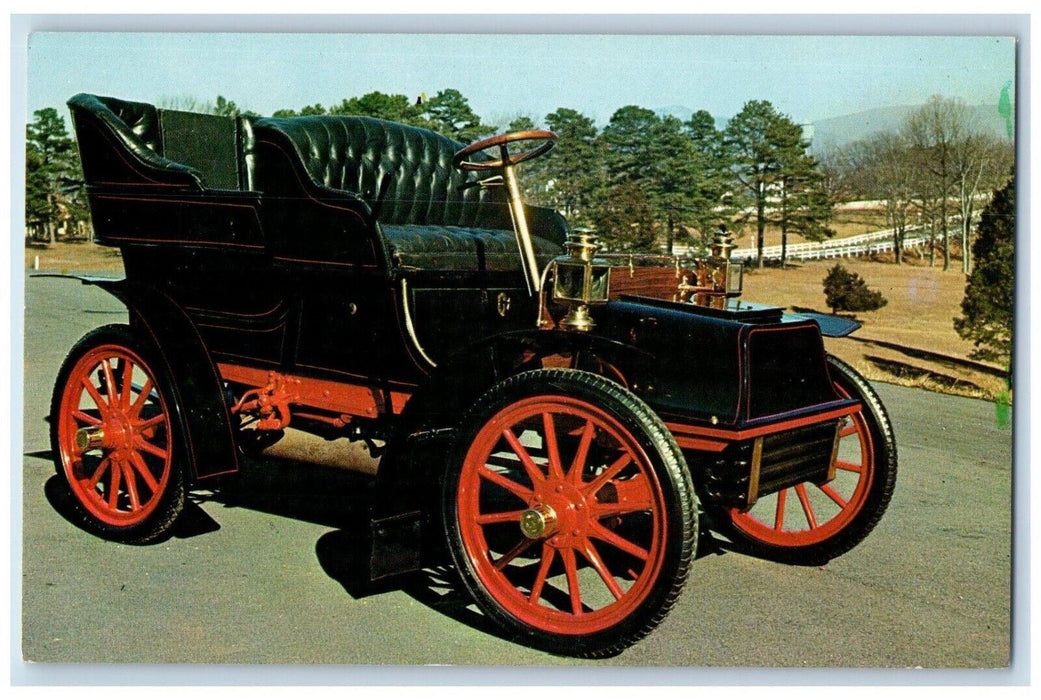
272 255 377 269
185 302 286 319
86 122 175 185
666 403 857 446
101 235 265 251
256 138 368 220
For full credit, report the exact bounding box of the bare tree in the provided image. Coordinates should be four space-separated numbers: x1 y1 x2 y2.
951 133 1015 273
837 132 916 264
903 96 970 271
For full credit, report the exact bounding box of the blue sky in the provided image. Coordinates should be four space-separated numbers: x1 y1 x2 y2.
26 32 1015 129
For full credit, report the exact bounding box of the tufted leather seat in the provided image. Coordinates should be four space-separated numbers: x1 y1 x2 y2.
68 94 567 274
252 115 566 272
382 224 562 272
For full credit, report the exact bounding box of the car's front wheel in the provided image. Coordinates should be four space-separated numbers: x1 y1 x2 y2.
443 369 697 657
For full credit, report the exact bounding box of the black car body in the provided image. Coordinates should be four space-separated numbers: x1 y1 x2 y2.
49 93 897 657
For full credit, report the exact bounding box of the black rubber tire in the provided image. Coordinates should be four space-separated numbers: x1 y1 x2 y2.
49 324 186 544
442 369 698 658
720 355 897 565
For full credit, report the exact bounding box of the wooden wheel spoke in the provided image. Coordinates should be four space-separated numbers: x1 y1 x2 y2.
133 435 168 461
493 538 536 571
72 410 102 426
120 460 141 511
107 458 122 509
795 483 818 529
542 413 565 480
101 359 118 408
773 488 788 530
128 451 160 493
592 472 654 518
119 359 134 410
88 456 111 489
566 420 595 485
477 509 527 526
477 465 533 502
81 377 109 415
820 483 849 509
528 544 555 604
835 460 863 474
503 428 546 486
129 378 154 418
560 548 583 615
135 414 166 432
580 537 624 600
583 452 632 498
589 521 649 561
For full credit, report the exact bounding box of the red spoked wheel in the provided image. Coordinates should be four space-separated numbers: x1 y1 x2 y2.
726 355 897 565
445 369 696 657
51 324 185 543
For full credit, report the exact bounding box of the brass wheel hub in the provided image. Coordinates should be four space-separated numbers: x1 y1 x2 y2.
519 503 558 539
75 426 106 451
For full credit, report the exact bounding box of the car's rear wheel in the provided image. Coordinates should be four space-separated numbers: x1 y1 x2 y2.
444 369 697 657
50 324 185 544
725 355 897 565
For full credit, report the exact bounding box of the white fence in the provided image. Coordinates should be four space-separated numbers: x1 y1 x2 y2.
672 224 938 262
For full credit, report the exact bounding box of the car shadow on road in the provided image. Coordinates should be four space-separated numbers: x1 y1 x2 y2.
36 443 732 653
42 472 222 542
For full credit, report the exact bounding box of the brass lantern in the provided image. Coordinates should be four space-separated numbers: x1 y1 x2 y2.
709 225 744 297
552 229 612 331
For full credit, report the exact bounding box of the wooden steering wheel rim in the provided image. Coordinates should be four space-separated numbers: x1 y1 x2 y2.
453 130 558 171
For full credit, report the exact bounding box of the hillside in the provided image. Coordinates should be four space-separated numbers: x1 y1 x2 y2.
656 103 1012 153
809 104 1010 152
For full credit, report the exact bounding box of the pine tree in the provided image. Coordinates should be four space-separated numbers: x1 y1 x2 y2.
954 174 1014 364
823 264 887 314
725 101 828 268
25 107 81 243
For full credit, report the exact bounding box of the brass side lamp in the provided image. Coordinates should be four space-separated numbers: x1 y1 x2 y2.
552 229 612 331
678 226 744 305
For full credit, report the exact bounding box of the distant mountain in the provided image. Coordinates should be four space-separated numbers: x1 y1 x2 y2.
808 104 1011 153
655 103 1012 153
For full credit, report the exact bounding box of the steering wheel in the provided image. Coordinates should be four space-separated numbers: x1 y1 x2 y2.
453 130 557 171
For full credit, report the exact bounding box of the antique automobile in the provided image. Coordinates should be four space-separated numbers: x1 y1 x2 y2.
50 93 897 658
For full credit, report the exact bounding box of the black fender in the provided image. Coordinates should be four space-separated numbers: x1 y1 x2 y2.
784 311 861 338
76 277 240 483
367 328 654 579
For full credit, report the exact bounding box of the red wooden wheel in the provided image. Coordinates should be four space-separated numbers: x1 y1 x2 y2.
56 343 174 527
730 385 874 547
445 368 698 658
51 325 185 542
725 356 897 564
457 394 668 635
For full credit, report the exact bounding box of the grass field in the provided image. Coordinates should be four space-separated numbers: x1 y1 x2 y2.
24 235 1009 400
742 255 1007 399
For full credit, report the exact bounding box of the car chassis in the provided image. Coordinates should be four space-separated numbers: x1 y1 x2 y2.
48 93 897 657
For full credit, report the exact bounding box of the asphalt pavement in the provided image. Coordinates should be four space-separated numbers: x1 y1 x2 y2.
17 276 1015 680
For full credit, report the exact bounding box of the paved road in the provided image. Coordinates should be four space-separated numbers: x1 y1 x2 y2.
17 277 1014 679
